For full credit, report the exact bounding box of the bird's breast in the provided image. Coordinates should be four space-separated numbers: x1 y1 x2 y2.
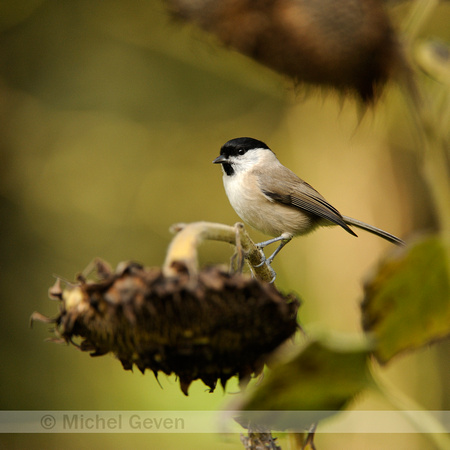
223 172 317 237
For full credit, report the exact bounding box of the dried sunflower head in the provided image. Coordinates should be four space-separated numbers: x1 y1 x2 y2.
166 0 413 103
32 259 300 395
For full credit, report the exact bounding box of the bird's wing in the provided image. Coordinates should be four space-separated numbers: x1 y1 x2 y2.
258 168 357 236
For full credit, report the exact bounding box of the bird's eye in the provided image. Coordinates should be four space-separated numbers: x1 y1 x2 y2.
238 148 246 156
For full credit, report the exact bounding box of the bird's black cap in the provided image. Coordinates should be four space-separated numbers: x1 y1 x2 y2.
220 137 270 158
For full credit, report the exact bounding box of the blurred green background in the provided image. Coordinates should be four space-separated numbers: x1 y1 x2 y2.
0 0 449 448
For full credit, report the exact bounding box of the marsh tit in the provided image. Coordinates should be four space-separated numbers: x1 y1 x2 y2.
213 137 404 271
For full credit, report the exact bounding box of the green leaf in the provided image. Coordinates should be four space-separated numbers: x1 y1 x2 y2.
362 235 450 364
233 338 373 431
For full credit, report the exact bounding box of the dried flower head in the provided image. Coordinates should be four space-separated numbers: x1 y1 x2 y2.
166 0 413 103
32 259 299 395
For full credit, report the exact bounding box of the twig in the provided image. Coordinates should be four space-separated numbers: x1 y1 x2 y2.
163 221 276 282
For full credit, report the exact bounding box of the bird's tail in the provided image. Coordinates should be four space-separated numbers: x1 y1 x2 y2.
342 216 405 246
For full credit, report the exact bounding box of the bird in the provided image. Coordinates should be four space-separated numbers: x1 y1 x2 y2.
213 137 404 278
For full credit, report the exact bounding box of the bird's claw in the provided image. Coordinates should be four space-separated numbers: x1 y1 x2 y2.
254 248 267 267
267 265 277 283
253 249 277 283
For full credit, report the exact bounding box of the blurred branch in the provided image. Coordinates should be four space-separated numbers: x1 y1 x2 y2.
412 41 450 274
401 0 440 41
394 0 450 275
374 369 450 450
420 91 450 238
403 1 449 237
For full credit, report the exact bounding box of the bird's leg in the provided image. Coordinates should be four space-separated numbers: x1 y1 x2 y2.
254 237 283 267
266 237 292 265
255 234 292 267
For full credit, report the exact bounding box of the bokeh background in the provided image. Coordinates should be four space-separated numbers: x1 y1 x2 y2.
0 0 449 448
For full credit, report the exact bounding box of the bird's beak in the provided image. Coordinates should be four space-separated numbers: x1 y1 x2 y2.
213 155 228 164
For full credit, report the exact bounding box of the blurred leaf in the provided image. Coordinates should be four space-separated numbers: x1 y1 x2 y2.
362 236 450 363
233 339 373 431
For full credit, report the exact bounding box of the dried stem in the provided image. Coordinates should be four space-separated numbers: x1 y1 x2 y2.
401 0 440 42
163 221 275 282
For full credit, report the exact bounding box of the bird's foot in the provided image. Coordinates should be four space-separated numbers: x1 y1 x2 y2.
254 247 268 267
253 247 277 283
254 235 292 283
267 264 277 283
